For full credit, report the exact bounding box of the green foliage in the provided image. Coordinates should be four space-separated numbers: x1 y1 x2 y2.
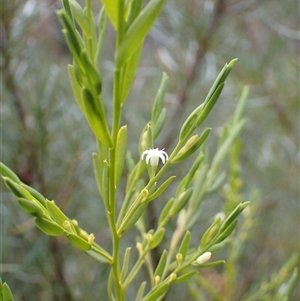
1 0 298 300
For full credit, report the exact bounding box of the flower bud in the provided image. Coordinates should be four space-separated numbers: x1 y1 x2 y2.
196 252 212 264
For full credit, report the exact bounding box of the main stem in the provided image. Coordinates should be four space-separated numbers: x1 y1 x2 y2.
109 1 125 299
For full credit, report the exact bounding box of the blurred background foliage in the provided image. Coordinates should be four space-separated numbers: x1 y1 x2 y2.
1 0 299 300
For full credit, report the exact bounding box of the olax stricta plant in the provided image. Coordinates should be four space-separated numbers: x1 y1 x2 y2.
1 1 298 301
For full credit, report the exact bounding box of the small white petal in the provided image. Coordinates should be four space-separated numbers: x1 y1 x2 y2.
141 148 168 166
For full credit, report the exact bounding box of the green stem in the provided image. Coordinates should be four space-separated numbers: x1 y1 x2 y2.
108 2 126 299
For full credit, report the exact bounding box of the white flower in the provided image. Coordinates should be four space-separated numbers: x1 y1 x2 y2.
196 252 212 264
141 148 168 166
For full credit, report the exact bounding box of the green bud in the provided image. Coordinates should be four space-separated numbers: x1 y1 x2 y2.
192 259 225 268
35 217 65 236
173 129 210 163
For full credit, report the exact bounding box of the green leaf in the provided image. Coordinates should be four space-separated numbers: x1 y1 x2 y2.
0 162 21 184
102 160 110 208
120 247 131 281
115 126 128 187
178 105 203 141
17 198 44 217
116 0 166 68
195 83 225 127
172 128 211 163
176 152 204 196
232 85 249 124
119 201 148 235
170 188 193 216
148 176 176 201
215 219 238 244
141 282 169 301
178 230 191 261
174 270 198 284
120 44 143 103
279 267 299 299
21 184 46 207
158 198 174 226
153 108 166 139
35 217 65 236
200 217 222 249
82 88 112 147
2 282 15 301
154 249 168 278
202 59 237 108
127 0 143 26
152 73 168 123
135 281 147 301
100 0 118 29
86 248 111 264
68 65 85 111
57 10 83 62
149 228 165 249
46 200 70 228
80 49 102 94
211 119 246 172
69 0 90 36
219 202 249 232
2 177 31 200
67 233 91 251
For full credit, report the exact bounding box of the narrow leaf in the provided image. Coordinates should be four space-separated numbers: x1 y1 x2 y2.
120 247 131 281
135 281 147 301
100 0 118 29
178 231 191 261
116 0 166 68
149 228 165 249
115 126 128 187
154 249 168 278
0 162 21 184
35 217 65 236
148 176 176 201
